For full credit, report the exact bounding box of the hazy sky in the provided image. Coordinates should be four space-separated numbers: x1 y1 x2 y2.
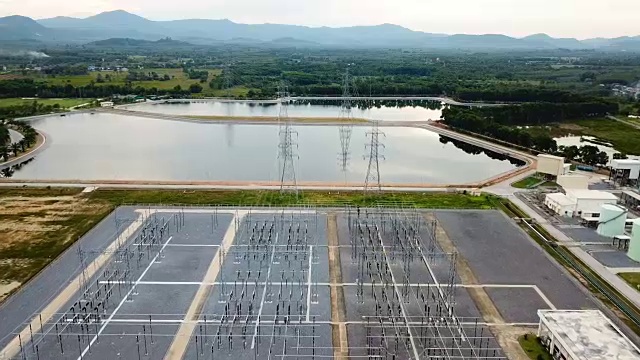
1 0 638 39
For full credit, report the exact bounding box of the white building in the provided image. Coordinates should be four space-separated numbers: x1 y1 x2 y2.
544 193 577 217
612 159 640 180
100 101 114 107
537 154 566 178
544 189 618 217
537 310 640 360
557 175 589 190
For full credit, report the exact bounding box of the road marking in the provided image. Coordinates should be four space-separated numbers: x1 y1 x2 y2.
251 232 278 349
77 235 174 360
306 245 313 322
164 211 245 360
533 285 557 310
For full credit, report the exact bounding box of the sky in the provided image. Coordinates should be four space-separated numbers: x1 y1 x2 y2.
1 0 639 39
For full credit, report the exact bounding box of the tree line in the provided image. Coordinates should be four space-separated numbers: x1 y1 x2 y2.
440 101 617 154
0 120 37 163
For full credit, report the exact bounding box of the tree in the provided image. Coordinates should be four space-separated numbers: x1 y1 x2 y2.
596 151 609 167
0 146 8 161
613 152 628 160
18 139 26 152
10 142 20 157
189 83 203 94
579 145 600 166
96 73 104 83
561 145 580 161
163 74 171 81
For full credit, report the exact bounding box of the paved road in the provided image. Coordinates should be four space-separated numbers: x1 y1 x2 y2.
484 179 640 310
7 129 23 144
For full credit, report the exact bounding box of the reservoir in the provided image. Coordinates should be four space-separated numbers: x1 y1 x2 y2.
6 113 521 184
125 99 444 122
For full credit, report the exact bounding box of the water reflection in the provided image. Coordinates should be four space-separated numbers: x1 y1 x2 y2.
438 136 526 167
130 100 443 122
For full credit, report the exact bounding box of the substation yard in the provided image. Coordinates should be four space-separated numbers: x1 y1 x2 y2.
0 206 596 360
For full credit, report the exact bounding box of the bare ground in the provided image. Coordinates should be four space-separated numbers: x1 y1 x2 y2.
0 192 112 296
327 213 349 360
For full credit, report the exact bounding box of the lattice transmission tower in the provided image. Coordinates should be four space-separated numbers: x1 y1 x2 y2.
338 66 357 174
364 120 385 193
277 84 298 195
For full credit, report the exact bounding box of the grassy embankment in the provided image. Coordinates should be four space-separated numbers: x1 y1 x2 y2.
25 68 254 98
0 98 94 109
526 117 640 155
518 334 551 360
511 175 543 189
619 273 640 291
0 188 495 301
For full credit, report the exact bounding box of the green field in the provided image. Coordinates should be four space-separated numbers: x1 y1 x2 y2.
569 118 640 155
0 98 94 108
619 273 640 291
527 118 640 156
518 334 551 360
29 68 226 95
88 189 497 209
511 175 543 189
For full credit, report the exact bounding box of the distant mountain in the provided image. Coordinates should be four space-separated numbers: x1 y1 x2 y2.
0 10 638 50
87 37 194 48
0 15 48 40
522 33 585 49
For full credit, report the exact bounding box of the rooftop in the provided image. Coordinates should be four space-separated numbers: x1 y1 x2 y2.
566 189 618 201
623 190 640 202
539 310 640 360
538 154 564 161
612 159 640 166
546 192 577 206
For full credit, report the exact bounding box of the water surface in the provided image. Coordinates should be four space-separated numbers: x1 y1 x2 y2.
8 113 519 184
127 100 443 122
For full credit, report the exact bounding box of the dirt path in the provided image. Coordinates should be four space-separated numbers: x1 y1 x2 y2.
164 211 244 360
425 213 530 360
327 213 348 360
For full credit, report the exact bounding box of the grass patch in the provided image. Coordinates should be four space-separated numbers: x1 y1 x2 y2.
28 68 224 96
88 189 497 209
0 98 94 108
619 273 640 291
511 176 542 189
527 118 640 156
518 334 551 360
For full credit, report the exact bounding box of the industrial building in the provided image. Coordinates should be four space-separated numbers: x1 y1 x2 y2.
537 309 640 360
544 189 618 218
627 219 640 262
621 190 640 211
611 159 640 186
557 174 589 190
537 154 568 178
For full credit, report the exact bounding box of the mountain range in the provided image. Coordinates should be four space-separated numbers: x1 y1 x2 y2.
1 10 639 51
